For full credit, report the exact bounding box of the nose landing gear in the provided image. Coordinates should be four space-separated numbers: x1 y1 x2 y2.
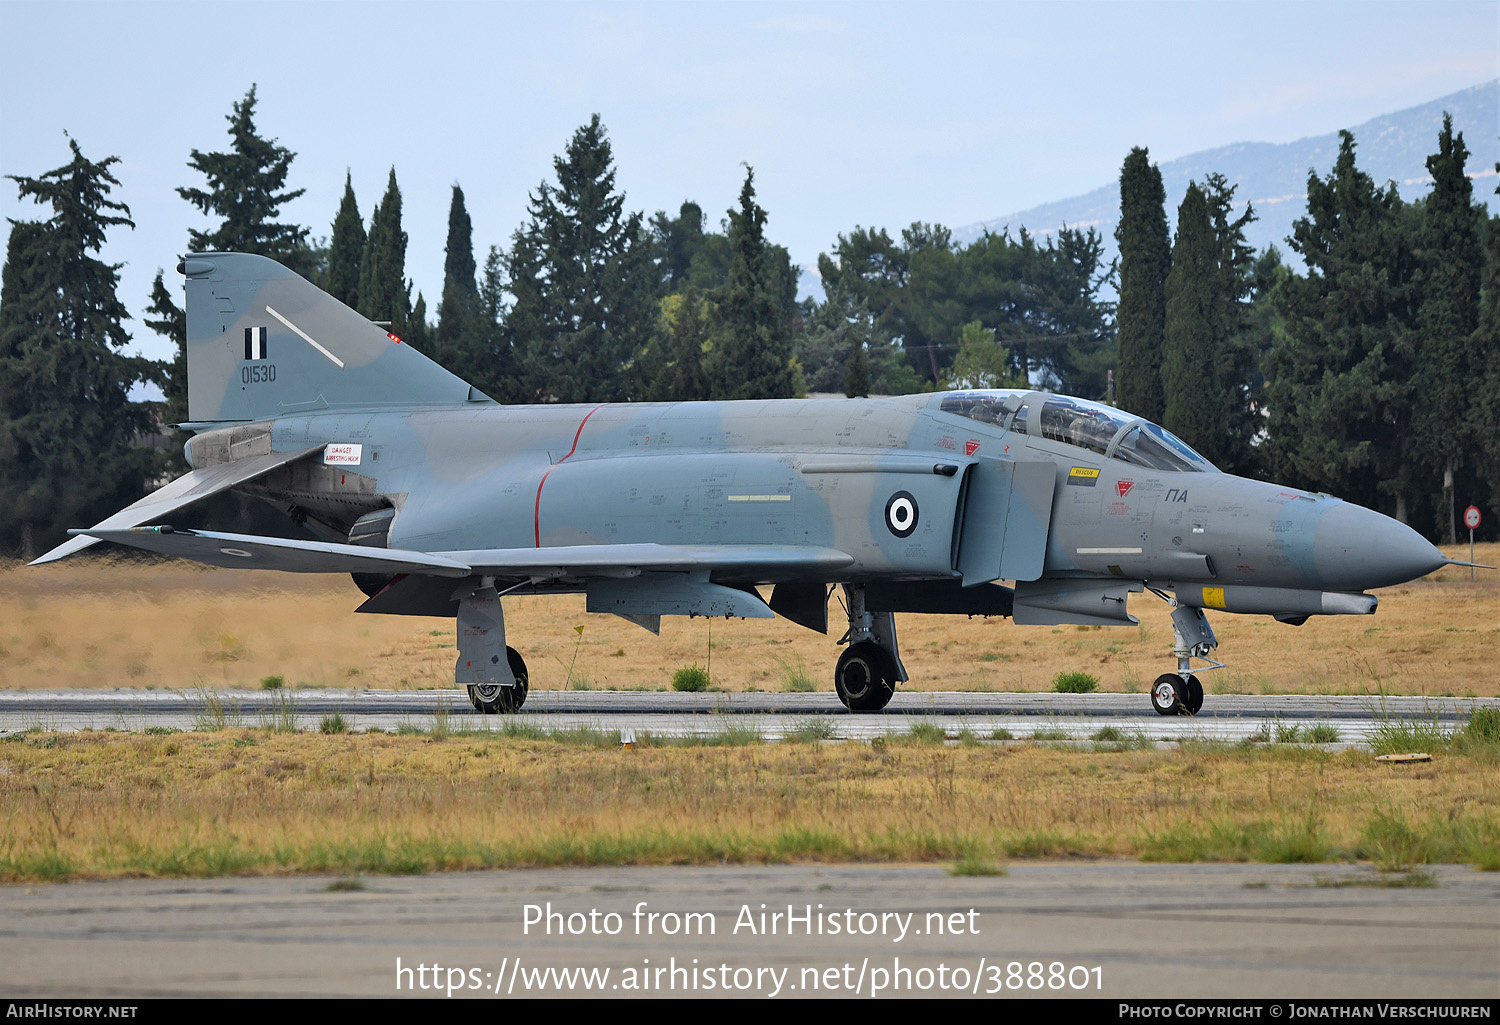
1148 596 1222 716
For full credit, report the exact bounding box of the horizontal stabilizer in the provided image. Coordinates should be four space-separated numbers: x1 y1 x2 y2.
71 527 473 576
29 446 324 565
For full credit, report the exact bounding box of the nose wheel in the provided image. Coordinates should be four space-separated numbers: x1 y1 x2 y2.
1151 673 1204 716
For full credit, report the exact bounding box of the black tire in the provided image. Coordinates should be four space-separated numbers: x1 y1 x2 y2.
1182 675 1204 716
468 647 530 713
1151 673 1183 716
835 641 896 712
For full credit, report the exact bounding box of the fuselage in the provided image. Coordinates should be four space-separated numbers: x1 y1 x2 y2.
200 388 1444 606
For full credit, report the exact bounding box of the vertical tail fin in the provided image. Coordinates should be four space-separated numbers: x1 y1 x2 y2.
182 253 483 423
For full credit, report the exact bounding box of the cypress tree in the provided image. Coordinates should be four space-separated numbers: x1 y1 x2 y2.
1162 184 1222 461
1115 147 1170 420
358 168 410 332
0 141 158 557
1474 182 1500 529
435 184 485 379
1411 114 1482 543
707 167 796 400
177 84 310 271
325 171 364 310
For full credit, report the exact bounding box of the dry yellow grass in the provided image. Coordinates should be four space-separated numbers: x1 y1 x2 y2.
3 543 1497 697
1 729 1495 880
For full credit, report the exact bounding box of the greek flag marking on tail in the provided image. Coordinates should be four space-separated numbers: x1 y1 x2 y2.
244 326 267 360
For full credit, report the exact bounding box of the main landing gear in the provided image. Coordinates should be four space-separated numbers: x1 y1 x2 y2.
1149 599 1221 716
456 581 529 713
833 584 907 712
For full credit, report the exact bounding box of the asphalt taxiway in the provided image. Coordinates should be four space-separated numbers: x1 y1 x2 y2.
0 689 1492 745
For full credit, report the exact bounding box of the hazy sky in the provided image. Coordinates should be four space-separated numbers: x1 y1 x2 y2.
2 0 1496 364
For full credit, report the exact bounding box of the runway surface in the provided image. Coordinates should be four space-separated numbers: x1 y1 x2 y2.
1 689 1493 745
2 863 1496 998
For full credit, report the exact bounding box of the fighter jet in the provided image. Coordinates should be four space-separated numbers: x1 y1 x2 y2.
32 253 1462 715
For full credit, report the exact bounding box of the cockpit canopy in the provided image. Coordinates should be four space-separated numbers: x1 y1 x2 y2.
937 390 1218 473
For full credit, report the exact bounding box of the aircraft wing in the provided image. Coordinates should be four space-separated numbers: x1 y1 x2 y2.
28 445 326 565
68 526 855 580
72 527 475 576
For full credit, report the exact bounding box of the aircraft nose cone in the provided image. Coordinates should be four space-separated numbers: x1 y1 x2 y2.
1313 502 1447 590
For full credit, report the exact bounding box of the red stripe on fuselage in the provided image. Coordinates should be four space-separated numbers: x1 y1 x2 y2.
535 404 607 547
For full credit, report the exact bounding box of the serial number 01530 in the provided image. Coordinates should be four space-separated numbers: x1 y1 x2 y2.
242 364 277 384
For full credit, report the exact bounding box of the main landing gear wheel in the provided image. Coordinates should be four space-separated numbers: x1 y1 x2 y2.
835 641 896 712
1151 674 1203 716
468 647 529 713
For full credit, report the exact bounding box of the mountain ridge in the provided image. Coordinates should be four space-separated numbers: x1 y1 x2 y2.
951 80 1498 267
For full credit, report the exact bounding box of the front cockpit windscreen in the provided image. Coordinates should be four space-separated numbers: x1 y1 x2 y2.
938 391 1218 472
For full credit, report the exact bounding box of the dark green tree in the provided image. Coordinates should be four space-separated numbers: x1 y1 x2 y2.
0 141 158 557
1161 177 1260 471
324 171 364 310
797 275 918 396
651 201 706 291
1162 184 1223 460
177 84 311 271
636 288 714 401
505 115 657 402
434 184 488 382
1410 114 1483 543
1264 131 1418 518
143 269 187 429
1474 174 1500 532
358 168 411 332
706 168 797 400
1114 147 1170 420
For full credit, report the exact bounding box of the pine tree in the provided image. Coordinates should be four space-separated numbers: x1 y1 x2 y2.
1264 131 1418 518
0 141 158 557
325 171 364 310
505 115 657 402
1162 184 1223 461
358 168 410 332
1114 147 1170 420
177 84 311 271
707 168 796 400
1410 114 1482 543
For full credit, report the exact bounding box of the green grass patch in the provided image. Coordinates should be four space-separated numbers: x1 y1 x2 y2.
788 718 837 743
905 722 947 745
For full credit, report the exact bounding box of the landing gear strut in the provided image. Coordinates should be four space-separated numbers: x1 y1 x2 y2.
1149 598 1221 717
456 580 529 713
834 584 906 712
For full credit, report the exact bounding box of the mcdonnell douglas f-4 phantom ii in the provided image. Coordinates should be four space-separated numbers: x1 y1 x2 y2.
33 253 1464 715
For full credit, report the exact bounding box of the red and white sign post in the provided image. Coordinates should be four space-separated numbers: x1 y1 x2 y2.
1464 506 1481 581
